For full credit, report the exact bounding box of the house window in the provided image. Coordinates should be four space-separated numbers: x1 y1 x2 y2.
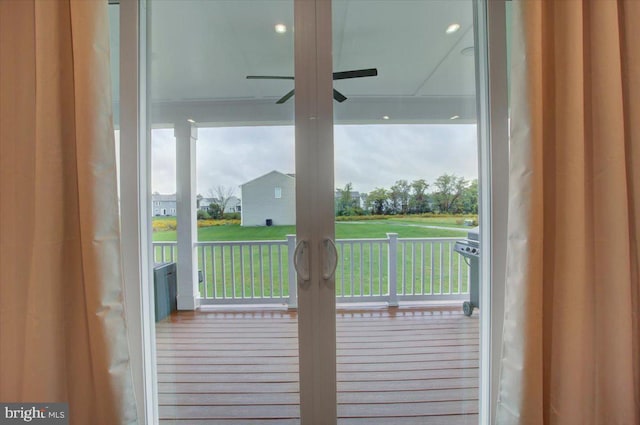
275 187 282 199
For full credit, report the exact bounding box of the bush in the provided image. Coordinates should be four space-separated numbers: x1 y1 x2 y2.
197 210 211 220
152 218 177 232
197 219 240 228
223 212 241 220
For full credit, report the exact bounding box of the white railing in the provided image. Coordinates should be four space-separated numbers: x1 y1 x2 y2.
154 241 177 263
152 233 469 307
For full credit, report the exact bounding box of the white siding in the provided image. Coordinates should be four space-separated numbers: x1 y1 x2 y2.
241 171 295 226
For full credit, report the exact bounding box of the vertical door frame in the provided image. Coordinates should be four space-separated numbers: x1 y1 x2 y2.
119 0 157 423
475 0 509 424
294 0 338 423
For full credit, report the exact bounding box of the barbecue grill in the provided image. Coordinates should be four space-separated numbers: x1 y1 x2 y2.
454 227 480 316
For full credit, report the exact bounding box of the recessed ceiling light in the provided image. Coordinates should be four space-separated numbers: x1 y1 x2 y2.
187 118 196 123
461 46 475 56
275 24 287 34
382 115 390 120
450 115 460 120
446 23 461 34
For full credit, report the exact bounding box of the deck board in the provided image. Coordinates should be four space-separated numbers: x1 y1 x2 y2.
157 305 479 424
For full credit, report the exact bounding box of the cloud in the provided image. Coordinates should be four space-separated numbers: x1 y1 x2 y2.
151 124 478 195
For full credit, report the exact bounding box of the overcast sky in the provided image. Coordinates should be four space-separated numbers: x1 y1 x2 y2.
151 124 478 196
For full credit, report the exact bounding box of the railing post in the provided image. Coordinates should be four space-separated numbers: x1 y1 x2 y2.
287 234 297 310
387 233 399 307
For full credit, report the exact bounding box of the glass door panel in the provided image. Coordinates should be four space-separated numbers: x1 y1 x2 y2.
148 1 300 423
332 0 481 422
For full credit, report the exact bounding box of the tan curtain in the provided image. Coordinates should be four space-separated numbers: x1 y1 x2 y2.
497 1 640 424
0 1 137 423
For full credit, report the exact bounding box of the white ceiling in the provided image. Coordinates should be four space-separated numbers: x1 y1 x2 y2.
110 0 478 126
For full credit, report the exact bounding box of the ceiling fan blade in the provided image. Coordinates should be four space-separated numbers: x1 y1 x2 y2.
246 76 294 80
332 68 378 80
276 89 295 104
333 89 347 103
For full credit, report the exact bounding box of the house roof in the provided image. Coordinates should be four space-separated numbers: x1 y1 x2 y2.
240 170 295 187
152 193 176 202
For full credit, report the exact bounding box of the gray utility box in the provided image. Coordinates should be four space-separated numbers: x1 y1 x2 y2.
453 227 480 316
153 262 177 322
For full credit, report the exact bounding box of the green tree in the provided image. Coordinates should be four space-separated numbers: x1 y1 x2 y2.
460 179 478 214
431 174 468 213
367 187 389 215
390 180 411 214
409 179 430 213
207 203 224 219
336 182 361 216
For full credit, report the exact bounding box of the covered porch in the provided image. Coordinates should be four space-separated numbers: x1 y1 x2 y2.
156 304 479 424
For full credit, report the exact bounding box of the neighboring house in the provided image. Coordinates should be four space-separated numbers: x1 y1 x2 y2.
198 196 242 214
240 171 295 226
152 193 176 216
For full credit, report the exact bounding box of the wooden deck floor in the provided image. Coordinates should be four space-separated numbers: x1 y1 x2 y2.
156 305 480 424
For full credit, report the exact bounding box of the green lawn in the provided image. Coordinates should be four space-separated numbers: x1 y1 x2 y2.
152 218 469 242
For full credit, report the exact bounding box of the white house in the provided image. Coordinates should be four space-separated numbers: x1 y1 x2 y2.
240 171 295 226
152 193 176 216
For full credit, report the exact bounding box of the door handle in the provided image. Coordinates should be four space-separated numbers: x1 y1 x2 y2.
293 240 311 282
322 238 338 280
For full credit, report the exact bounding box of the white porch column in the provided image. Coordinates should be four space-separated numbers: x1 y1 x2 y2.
175 120 199 310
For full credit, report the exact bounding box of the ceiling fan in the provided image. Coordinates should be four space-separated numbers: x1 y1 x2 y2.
246 68 378 104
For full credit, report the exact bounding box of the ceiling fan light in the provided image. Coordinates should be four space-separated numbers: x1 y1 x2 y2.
446 23 460 34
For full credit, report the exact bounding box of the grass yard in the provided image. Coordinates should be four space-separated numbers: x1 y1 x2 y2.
152 216 471 242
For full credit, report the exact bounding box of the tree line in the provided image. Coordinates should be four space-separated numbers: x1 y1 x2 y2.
336 174 478 216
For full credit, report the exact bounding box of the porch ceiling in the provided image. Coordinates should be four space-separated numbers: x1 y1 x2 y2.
111 0 478 127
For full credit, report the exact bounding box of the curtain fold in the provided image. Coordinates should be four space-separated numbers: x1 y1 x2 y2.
497 1 640 424
0 1 137 423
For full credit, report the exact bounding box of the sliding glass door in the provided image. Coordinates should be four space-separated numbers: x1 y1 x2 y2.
143 0 493 423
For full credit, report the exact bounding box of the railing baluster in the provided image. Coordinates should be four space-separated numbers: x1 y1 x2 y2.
211 245 218 299
448 242 453 294
278 245 283 299
439 243 444 295
359 243 364 296
401 242 406 296
379 242 383 296
249 244 255 299
259 245 264 298
350 242 354 297
240 245 245 299
341 243 345 297
268 245 273 298
198 246 204 298
457 249 462 294
412 242 416 295
230 245 236 299
421 242 425 295
221 246 227 299
368 242 373 296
